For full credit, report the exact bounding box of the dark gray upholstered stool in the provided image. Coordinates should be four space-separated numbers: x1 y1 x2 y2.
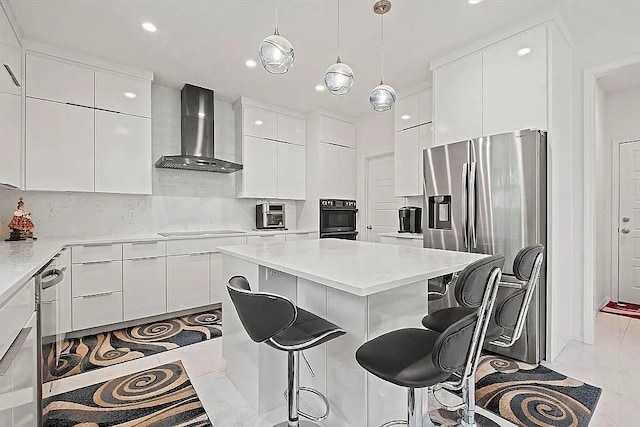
356 255 504 427
226 276 345 427
422 244 544 347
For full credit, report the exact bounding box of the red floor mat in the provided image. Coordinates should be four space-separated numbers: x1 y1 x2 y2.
600 301 640 319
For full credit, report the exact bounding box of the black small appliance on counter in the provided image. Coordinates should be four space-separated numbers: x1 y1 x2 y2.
398 206 422 233
319 199 358 240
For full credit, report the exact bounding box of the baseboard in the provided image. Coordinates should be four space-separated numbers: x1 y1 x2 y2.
597 296 610 311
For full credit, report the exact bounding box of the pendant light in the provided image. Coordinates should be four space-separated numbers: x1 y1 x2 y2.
369 0 396 112
259 0 295 74
324 0 354 95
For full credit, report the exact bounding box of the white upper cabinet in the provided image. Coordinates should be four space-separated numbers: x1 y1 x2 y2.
0 45 21 95
319 115 355 148
95 71 151 118
239 135 279 198
318 142 355 199
0 93 21 188
433 52 482 145
278 114 306 146
26 55 94 107
482 25 547 136
319 115 339 144
338 120 356 149
277 142 306 200
26 98 95 192
395 126 420 196
395 93 420 131
338 145 356 198
94 111 152 194
243 105 278 140
419 88 433 125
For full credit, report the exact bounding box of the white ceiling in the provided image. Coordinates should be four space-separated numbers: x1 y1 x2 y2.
9 0 638 117
599 62 640 93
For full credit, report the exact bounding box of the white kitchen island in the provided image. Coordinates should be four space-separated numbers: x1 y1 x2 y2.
218 239 486 427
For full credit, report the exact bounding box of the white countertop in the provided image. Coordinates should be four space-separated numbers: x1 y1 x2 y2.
379 232 424 240
217 239 486 297
0 229 317 308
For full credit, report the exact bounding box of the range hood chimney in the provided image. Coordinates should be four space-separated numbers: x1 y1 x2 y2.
155 84 243 173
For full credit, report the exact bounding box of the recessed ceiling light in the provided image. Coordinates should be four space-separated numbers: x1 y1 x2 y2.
124 92 137 99
401 114 411 120
254 120 263 126
245 59 257 68
198 112 206 118
142 22 157 32
517 47 532 56
468 0 483 4
315 84 326 92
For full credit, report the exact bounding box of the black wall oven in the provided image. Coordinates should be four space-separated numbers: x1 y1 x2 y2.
319 199 358 240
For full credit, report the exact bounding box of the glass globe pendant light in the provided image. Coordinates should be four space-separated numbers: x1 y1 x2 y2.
259 0 295 74
324 0 354 95
369 0 396 112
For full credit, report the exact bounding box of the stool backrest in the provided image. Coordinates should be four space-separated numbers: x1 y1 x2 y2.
494 245 544 337
512 244 544 281
433 255 504 378
454 255 506 308
226 276 297 343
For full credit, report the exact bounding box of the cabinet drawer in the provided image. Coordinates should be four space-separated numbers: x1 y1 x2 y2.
246 234 286 244
72 292 123 331
285 232 317 241
122 241 166 259
166 237 246 256
0 279 34 362
72 244 122 263
72 261 122 297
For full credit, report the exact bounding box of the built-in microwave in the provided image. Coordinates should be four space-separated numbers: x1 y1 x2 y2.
319 199 358 240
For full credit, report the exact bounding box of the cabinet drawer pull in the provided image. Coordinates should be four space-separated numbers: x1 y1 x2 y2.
0 327 31 376
0 182 19 189
131 241 160 246
81 292 115 299
81 260 113 265
131 256 161 261
82 243 113 248
3 64 20 87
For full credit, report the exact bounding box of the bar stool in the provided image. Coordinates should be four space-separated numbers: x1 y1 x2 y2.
422 244 544 347
355 255 504 427
226 276 345 427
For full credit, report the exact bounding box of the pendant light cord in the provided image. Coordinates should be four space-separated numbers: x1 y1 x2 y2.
337 0 341 56
380 11 384 83
275 0 279 34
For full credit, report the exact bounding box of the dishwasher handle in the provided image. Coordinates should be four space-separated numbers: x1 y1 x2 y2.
41 268 64 290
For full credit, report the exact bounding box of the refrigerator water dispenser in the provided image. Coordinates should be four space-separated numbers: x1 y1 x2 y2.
428 195 452 230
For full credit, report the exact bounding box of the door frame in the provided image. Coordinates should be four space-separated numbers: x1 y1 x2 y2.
611 139 640 304
364 152 394 242
583 53 640 344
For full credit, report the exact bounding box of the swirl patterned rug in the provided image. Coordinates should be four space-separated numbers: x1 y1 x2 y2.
43 310 222 383
435 354 601 427
42 360 211 426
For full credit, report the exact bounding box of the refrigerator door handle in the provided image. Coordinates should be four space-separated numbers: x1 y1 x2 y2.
469 161 477 249
462 162 468 249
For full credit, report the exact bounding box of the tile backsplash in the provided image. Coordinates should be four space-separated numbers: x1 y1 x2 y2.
0 84 297 238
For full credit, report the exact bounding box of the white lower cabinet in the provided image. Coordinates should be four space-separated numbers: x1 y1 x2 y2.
167 254 210 312
0 314 37 427
123 257 167 321
246 234 287 244
284 232 317 241
380 236 423 248
72 292 123 331
210 253 223 305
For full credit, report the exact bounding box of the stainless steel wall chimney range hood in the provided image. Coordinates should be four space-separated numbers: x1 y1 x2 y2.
155 84 243 173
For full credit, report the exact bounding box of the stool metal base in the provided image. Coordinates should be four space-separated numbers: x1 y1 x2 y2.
273 421 321 427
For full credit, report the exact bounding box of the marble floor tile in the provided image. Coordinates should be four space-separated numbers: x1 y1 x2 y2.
157 337 226 380
190 372 256 427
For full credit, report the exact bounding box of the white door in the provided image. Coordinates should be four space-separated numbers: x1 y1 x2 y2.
365 154 397 242
619 140 640 304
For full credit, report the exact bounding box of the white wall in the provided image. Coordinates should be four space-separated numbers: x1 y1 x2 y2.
0 84 297 238
594 81 610 310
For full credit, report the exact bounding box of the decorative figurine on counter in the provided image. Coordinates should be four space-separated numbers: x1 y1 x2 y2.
6 197 36 241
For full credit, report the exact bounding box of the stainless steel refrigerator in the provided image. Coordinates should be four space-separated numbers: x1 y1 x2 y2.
423 129 546 364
